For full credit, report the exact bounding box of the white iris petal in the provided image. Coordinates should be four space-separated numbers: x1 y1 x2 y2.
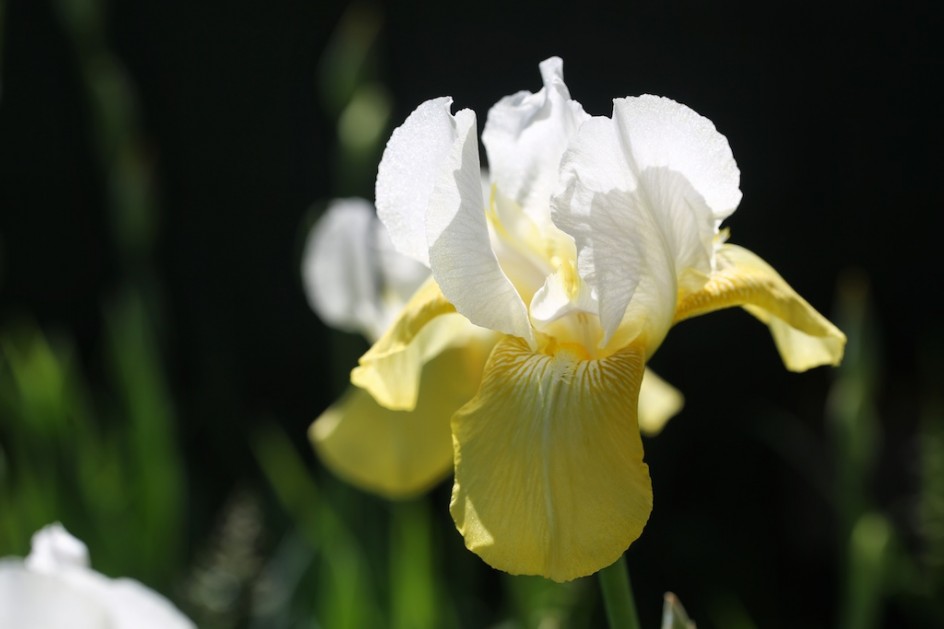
482 56 590 228
303 198 427 341
425 109 534 341
0 524 194 629
376 96 458 266
554 97 738 350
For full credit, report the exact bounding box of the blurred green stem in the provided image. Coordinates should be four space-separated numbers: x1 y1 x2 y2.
390 500 437 629
841 513 890 629
598 555 641 629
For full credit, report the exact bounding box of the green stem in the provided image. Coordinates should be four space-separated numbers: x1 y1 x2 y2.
597 555 642 629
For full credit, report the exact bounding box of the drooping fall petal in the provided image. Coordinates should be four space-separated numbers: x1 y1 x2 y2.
350 278 457 410
312 339 493 498
450 337 652 582
674 243 846 371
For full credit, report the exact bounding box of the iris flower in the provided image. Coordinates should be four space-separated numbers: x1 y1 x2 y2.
0 523 194 628
305 200 683 496
309 58 845 582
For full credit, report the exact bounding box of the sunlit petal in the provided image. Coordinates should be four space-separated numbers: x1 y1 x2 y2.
450 337 652 582
638 368 685 436
376 97 459 265
553 183 681 353
375 222 429 313
482 57 590 227
312 338 493 498
351 278 459 411
674 244 846 370
555 112 719 349
426 109 533 341
529 264 595 332
487 186 554 304
612 95 741 224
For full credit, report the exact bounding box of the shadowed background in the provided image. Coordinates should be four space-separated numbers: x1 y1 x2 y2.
0 0 940 627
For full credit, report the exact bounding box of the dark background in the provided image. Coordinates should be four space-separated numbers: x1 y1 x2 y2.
0 0 940 626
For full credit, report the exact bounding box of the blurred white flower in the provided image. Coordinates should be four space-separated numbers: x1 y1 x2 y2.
302 197 429 342
0 523 194 629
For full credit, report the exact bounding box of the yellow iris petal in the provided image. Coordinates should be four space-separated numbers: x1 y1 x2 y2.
312 340 492 498
638 368 685 436
674 244 846 371
450 336 652 582
350 277 456 410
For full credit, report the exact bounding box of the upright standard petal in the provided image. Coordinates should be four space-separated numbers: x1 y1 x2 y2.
450 337 652 582
312 331 494 498
426 108 533 342
375 97 458 266
674 244 846 370
552 181 684 353
554 100 729 349
612 96 741 224
482 57 590 226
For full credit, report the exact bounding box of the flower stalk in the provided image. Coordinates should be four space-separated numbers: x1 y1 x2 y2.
597 555 641 629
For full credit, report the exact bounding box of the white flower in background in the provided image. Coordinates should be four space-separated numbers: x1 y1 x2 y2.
0 523 194 629
302 197 430 342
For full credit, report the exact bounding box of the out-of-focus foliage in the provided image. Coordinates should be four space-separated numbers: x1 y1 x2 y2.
828 274 887 629
319 1 392 196
827 274 944 628
1 0 184 601
0 307 184 586
917 397 944 600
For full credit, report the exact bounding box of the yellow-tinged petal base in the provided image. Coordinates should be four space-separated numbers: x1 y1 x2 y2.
351 277 457 410
312 340 492 499
450 336 652 582
674 244 846 371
